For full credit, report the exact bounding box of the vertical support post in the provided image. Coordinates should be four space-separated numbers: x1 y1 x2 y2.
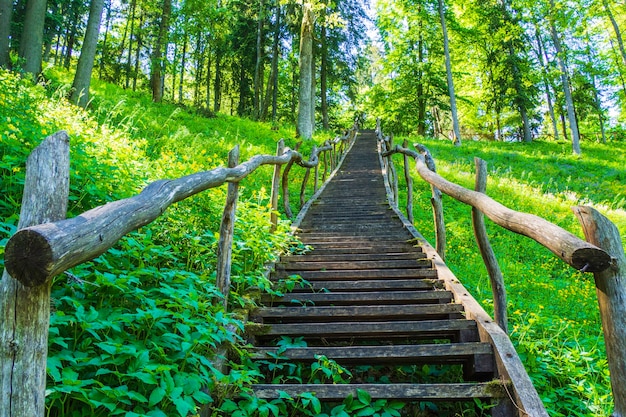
472 158 508 333
415 143 446 261
215 145 240 309
402 139 414 224
0 131 70 417
281 158 295 218
270 139 284 233
573 206 626 416
300 160 312 210
322 149 328 182
314 159 319 193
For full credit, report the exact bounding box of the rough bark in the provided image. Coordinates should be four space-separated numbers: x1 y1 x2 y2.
549 0 581 154
0 131 70 417
0 0 12 67
215 146 240 309
253 0 265 119
437 0 461 146
602 0 626 67
5 147 315 287
297 2 315 139
70 0 106 108
573 206 626 417
150 0 171 103
19 0 48 78
472 158 507 333
320 22 329 130
382 144 611 273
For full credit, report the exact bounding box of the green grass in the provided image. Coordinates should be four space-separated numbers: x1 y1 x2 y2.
388 135 626 416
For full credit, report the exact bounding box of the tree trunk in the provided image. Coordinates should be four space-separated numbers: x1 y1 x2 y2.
19 0 47 78
297 2 315 139
179 32 187 104
417 18 426 136
270 6 281 121
125 0 136 89
98 0 111 79
0 131 70 417
214 48 222 112
132 11 143 91
602 0 626 67
70 0 105 108
549 0 581 154
63 16 78 70
534 25 559 141
0 0 14 68
437 0 461 146
151 0 171 103
253 0 265 120
320 22 329 130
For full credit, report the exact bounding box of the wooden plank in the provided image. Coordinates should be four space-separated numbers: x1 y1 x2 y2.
281 252 427 262
251 383 503 400
252 342 492 364
304 246 424 255
272 268 438 280
277 259 432 271
253 304 464 320
281 279 441 292
259 319 476 337
263 290 453 305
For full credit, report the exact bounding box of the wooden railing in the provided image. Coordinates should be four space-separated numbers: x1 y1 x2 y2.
375 119 626 417
0 123 358 417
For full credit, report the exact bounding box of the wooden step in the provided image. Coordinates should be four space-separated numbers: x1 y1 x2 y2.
250 382 504 401
271 268 438 280
262 290 453 306
280 252 427 262
277 259 432 271
252 304 464 322
280 278 442 292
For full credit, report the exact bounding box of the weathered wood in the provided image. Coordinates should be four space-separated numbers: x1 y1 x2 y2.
215 146 239 309
382 144 611 273
254 304 464 320
269 139 284 232
4 142 321 287
472 158 508 334
251 383 503 401
402 139 414 223
273 268 439 280
263 290 453 305
413 143 446 261
277 259 431 270
0 131 70 417
281 157 296 218
573 206 626 417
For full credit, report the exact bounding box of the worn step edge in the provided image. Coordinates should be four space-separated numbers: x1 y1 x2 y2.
250 382 505 400
262 290 453 305
252 304 463 320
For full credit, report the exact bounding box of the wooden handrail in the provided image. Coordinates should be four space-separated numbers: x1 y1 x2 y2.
381 144 612 273
4 131 357 288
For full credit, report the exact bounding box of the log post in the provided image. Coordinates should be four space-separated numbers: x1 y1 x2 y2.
414 143 446 262
270 139 284 233
215 146 240 309
402 139 414 224
472 158 508 334
281 158 296 219
0 131 70 417
573 206 626 416
322 149 328 182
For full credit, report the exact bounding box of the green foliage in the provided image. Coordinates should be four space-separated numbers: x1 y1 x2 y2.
389 134 625 416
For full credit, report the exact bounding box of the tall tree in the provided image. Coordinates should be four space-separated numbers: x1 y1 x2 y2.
70 0 106 108
19 0 48 78
297 2 315 139
548 0 581 154
0 0 12 67
150 0 172 102
437 0 461 145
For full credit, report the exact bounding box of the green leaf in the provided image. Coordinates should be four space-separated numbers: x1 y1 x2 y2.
356 389 371 405
149 387 166 407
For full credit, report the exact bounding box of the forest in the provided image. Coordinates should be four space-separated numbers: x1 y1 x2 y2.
1 0 626 415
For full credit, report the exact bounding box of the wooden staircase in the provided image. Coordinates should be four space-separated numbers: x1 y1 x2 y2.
247 130 545 416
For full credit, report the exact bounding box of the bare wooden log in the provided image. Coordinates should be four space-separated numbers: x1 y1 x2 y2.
300 166 311 209
413 144 446 262
215 146 239 309
0 131 70 417
472 158 508 334
5 143 302 287
269 140 285 233
402 139 414 224
573 206 626 416
322 149 328 182
282 157 296 218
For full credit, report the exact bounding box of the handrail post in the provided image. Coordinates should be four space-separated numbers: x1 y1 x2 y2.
215 145 240 309
415 143 446 261
573 206 626 416
270 139 284 233
472 158 508 333
0 131 70 417
402 139 414 223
